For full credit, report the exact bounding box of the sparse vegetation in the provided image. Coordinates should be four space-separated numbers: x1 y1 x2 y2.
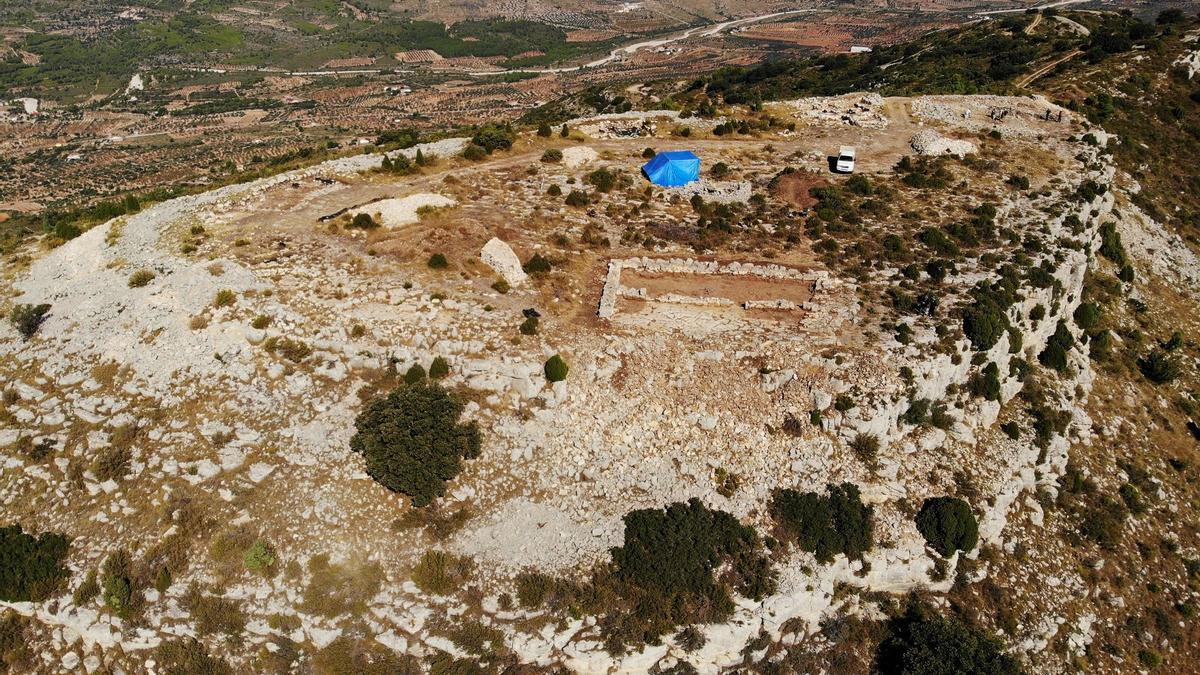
8 304 50 340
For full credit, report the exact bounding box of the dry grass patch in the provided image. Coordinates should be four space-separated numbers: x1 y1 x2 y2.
301 554 384 618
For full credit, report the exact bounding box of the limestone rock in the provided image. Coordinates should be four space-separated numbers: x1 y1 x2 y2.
480 238 528 287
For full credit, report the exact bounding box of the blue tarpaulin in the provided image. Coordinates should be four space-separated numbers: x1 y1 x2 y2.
642 151 700 187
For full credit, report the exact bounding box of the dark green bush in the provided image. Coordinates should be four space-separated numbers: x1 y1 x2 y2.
429 357 450 380
971 362 1002 401
915 497 978 557
544 355 569 382
0 525 70 601
608 498 774 639
565 189 589 207
902 399 931 426
1139 349 1180 384
586 168 617 193
876 605 1021 675
1038 321 1075 372
1099 222 1128 266
962 301 1008 351
541 148 563 163
471 124 515 153
1073 302 1101 330
462 144 487 161
349 213 379 230
523 254 553 275
404 363 426 384
427 253 449 269
770 483 873 563
350 383 482 507
8 304 50 340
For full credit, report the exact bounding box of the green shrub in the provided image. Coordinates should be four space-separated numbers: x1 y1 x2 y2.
971 362 1002 401
429 357 450 380
314 636 419 674
586 168 616 193
491 279 510 294
73 569 100 606
515 571 552 608
519 316 539 335
770 483 873 563
564 189 589 207
642 147 656 159
1099 222 1128 266
349 213 379 230
471 124 515 153
1038 321 1075 372
541 148 563 163
915 497 978 557
1000 421 1020 440
544 355 569 382
0 525 70 601
462 144 487 161
427 253 449 269
902 399 931 426
847 174 872 195
404 363 426 384
128 270 156 288
537 123 552 137
523 254 553 275
243 540 276 573
1139 349 1180 384
1073 302 1101 330
546 184 562 197
962 301 1008 351
876 606 1021 675
8 304 50 340
350 383 481 507
610 498 774 637
101 549 135 618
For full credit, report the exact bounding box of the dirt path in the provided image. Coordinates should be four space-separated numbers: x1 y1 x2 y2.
1024 12 1043 35
1017 50 1081 89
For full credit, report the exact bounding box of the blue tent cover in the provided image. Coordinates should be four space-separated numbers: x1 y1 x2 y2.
642 150 700 187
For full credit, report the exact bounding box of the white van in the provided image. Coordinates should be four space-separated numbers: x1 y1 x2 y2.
835 146 856 173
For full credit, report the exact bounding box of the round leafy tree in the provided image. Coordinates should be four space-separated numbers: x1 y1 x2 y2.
915 497 978 557
544 355 569 382
350 383 481 507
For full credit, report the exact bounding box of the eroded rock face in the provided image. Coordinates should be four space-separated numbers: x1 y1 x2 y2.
480 237 528 286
